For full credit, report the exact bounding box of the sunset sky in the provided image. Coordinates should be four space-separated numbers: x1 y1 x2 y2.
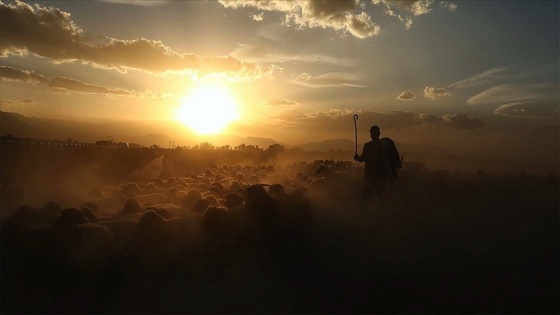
0 0 558 152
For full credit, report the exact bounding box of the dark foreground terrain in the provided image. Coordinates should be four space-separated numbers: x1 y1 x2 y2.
1 147 558 313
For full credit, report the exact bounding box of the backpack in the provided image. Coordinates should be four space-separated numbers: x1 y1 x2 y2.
381 137 402 177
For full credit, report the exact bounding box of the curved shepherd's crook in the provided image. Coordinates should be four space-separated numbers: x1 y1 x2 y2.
353 114 358 156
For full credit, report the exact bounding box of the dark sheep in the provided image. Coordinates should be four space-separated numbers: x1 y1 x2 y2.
193 198 211 213
40 201 64 216
81 201 100 213
224 193 243 208
80 206 98 222
182 190 202 210
120 198 144 215
5 205 40 228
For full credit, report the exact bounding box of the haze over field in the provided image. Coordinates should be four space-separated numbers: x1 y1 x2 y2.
0 1 559 314
0 0 558 171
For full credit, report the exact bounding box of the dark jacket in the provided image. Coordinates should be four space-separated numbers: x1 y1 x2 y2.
356 138 401 178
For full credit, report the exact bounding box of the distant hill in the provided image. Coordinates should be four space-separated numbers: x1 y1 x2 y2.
136 133 175 147
0 110 39 137
294 139 355 152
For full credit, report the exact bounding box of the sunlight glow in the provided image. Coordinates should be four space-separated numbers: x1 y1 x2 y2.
176 84 240 134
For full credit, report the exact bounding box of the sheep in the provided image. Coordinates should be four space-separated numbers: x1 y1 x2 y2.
40 201 64 216
120 198 144 215
204 194 219 207
154 178 165 188
210 182 225 195
50 208 91 253
182 190 202 211
69 223 117 271
122 182 140 198
193 198 211 213
229 180 241 192
4 205 41 229
225 193 243 208
80 206 98 222
135 193 168 205
98 217 138 248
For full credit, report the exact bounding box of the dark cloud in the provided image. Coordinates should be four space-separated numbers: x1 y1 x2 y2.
424 86 451 100
48 77 131 96
494 102 560 119
397 91 415 100
273 109 485 131
442 113 486 130
1 65 165 98
220 0 380 39
0 1 278 80
0 66 48 84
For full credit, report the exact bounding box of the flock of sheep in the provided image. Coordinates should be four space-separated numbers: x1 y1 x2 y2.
1 159 557 313
1 160 362 313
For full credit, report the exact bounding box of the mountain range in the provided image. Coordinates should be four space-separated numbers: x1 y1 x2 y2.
0 111 450 154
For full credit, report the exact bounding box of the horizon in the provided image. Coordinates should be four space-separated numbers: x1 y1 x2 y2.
0 0 558 168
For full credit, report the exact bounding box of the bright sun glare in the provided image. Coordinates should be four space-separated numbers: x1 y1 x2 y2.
176 84 240 134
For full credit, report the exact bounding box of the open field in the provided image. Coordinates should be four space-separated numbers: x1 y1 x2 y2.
1 147 558 313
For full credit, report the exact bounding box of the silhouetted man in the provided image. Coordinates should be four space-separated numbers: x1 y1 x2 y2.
354 125 397 204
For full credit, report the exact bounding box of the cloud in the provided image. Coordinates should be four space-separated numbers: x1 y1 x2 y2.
467 84 559 105
449 67 510 89
273 108 308 121
439 1 458 12
494 102 559 119
48 77 132 96
0 98 36 111
424 87 451 99
374 0 436 16
219 0 381 39
373 0 454 30
397 91 415 100
98 0 169 6
0 66 48 84
273 109 485 131
263 99 301 107
0 1 278 80
289 72 362 88
252 12 264 21
231 44 353 66
442 113 486 129
1 65 168 99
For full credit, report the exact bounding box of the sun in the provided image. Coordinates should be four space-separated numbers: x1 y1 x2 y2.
176 84 240 134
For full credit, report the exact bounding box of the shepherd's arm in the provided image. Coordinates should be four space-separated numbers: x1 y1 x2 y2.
355 143 368 162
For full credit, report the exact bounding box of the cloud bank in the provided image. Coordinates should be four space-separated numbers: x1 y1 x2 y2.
467 84 559 105
494 102 559 119
272 109 486 131
0 1 278 80
0 65 48 84
220 0 381 39
0 66 166 98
